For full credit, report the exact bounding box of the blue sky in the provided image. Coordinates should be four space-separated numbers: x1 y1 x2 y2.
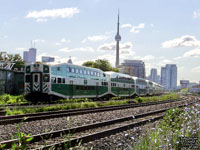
0 0 200 83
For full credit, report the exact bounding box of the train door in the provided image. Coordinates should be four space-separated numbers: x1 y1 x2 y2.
69 80 73 98
32 73 41 92
96 82 99 97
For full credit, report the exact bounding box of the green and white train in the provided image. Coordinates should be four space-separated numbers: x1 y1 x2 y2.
25 63 164 99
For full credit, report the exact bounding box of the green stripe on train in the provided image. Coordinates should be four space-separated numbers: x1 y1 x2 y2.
111 87 135 96
51 84 108 96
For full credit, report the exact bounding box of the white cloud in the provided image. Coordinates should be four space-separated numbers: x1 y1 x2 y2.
98 42 133 51
61 38 70 43
130 23 145 33
82 35 109 43
121 24 132 28
59 47 94 52
150 24 154 27
0 35 8 39
105 31 114 35
193 10 200 18
141 55 155 61
26 8 80 21
192 66 200 73
16 48 26 51
162 35 200 48
183 48 200 58
36 18 48 22
33 39 45 43
192 66 200 72
56 42 61 46
162 59 172 63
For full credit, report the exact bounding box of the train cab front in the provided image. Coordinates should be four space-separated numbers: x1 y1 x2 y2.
25 63 50 95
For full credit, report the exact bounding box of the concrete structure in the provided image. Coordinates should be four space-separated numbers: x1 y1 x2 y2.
189 84 200 93
115 10 121 67
180 80 190 89
120 60 146 78
150 68 158 83
67 56 73 64
42 56 55 62
161 64 177 91
23 51 29 63
23 48 37 63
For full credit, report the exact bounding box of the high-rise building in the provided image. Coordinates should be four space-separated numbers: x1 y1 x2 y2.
23 47 37 63
150 68 158 83
120 60 146 78
161 64 177 91
23 51 29 63
29 48 37 63
42 56 55 62
115 10 121 67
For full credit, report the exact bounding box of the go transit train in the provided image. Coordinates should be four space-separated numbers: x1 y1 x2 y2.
24 63 164 99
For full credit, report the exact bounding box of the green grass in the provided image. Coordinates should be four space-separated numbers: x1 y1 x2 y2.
133 103 200 150
4 93 180 115
0 94 28 105
5 100 128 115
134 93 179 103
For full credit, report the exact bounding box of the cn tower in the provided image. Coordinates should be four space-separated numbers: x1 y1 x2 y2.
115 9 121 67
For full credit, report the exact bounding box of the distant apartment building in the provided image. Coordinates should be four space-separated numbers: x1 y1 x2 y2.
149 68 157 83
23 48 37 63
42 56 55 63
161 64 177 91
120 60 145 78
180 80 190 89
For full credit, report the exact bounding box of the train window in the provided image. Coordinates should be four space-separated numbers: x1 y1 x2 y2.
62 78 65 84
57 67 60 71
66 67 70 72
91 71 93 76
43 74 49 82
51 77 56 83
94 72 97 76
80 69 83 74
83 70 86 74
57 78 61 83
25 75 30 82
103 73 106 77
97 72 100 77
34 75 38 82
87 70 90 75
71 68 75 73
76 68 79 73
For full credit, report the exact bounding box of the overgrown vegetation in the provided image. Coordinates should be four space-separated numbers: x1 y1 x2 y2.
4 93 180 115
6 100 128 115
0 94 27 105
134 103 200 150
134 93 179 103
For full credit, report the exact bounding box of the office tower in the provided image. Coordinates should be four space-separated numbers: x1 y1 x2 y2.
23 51 30 63
29 48 37 63
115 10 121 67
120 60 146 78
23 47 37 63
150 68 158 83
161 64 177 91
42 56 55 62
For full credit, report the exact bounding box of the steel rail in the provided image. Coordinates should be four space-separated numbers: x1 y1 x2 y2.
0 98 197 149
0 98 186 125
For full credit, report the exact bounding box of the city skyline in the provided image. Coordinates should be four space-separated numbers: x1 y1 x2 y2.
0 0 200 83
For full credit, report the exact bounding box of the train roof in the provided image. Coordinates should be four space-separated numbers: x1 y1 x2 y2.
51 63 104 72
105 71 132 78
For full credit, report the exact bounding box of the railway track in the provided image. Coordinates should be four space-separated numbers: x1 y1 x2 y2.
0 98 187 125
0 96 198 149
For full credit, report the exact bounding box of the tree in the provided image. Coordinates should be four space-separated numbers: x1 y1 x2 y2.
82 59 119 72
0 52 25 70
